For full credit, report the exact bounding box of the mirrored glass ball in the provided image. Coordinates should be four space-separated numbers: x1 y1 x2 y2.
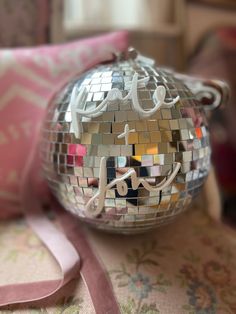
40 58 211 234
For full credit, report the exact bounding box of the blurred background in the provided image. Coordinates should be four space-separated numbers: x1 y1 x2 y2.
0 0 236 226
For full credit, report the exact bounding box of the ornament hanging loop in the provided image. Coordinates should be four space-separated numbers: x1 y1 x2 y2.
113 47 156 66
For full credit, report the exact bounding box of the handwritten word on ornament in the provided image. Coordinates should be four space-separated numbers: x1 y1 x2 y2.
69 72 179 139
85 157 181 217
68 72 181 217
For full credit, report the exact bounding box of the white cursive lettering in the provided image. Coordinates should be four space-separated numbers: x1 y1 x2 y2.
70 73 180 138
117 124 135 145
85 157 181 217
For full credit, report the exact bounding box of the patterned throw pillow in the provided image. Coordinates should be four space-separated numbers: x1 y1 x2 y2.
0 31 128 218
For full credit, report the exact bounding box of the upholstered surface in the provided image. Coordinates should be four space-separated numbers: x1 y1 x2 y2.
0 197 235 314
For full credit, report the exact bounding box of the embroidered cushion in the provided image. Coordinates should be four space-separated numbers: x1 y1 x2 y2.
0 31 128 218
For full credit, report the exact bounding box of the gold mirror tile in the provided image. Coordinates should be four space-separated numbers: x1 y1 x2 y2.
168 142 177 153
161 109 172 119
146 144 158 155
103 134 114 145
150 131 161 142
161 131 172 142
112 122 125 133
169 119 179 130
135 144 146 155
158 120 170 130
147 120 159 131
158 143 168 153
127 110 139 121
139 132 150 144
115 111 127 122
81 133 92 144
121 145 132 156
135 120 147 131
101 112 114 122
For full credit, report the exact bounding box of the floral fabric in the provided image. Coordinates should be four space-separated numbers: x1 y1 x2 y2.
0 198 235 313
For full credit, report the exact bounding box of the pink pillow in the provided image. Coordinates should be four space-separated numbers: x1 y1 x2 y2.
0 31 128 219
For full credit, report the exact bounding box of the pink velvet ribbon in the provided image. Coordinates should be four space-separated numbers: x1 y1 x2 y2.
0 100 121 313
56 205 121 314
0 118 80 306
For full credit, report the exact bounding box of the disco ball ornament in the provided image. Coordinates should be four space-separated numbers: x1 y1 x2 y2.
41 48 228 234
